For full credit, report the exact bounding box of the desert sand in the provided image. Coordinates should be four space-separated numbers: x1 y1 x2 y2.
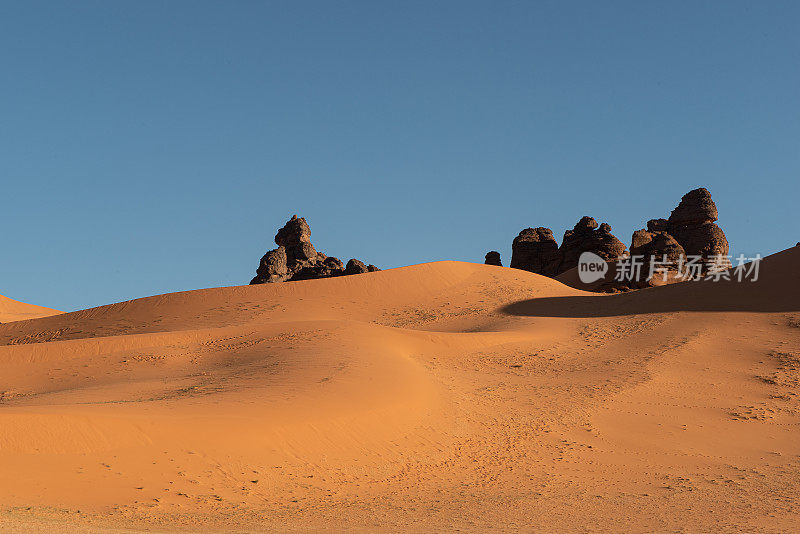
1 248 798 532
0 294 61 324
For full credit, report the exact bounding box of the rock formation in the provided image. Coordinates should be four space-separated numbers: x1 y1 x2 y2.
497 187 730 293
556 217 627 274
631 188 729 266
344 258 369 275
630 228 686 264
623 187 730 288
252 246 289 284
250 215 377 284
666 188 729 260
510 227 560 276
646 218 669 233
508 219 627 277
484 251 502 266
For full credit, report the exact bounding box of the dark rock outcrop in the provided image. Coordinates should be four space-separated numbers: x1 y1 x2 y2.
496 187 730 293
669 222 729 260
668 188 718 227
510 227 560 276
250 215 377 284
252 246 289 283
647 218 669 233
344 258 369 275
623 187 730 288
556 217 628 274
630 188 729 268
630 229 686 263
666 188 729 260
275 215 311 248
508 219 626 277
484 251 502 266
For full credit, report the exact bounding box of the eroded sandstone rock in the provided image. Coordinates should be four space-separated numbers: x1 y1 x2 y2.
667 188 729 260
624 187 730 288
556 218 627 274
630 230 686 263
510 227 560 276
498 187 731 293
250 216 377 284
344 258 369 275
484 251 502 266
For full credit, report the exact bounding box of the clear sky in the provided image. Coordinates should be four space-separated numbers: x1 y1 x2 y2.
2 1 798 312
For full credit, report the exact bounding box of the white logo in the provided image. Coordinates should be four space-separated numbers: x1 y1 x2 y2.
578 251 608 283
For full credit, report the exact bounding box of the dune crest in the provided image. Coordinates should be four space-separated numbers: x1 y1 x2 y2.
0 293 61 323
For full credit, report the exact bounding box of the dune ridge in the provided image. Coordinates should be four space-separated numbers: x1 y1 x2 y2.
0 250 799 531
0 293 61 323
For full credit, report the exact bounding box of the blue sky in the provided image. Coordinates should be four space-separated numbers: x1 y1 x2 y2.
1 1 798 312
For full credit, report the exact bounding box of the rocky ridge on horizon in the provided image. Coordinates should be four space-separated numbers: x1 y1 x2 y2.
508 218 629 277
250 215 378 284
489 187 730 292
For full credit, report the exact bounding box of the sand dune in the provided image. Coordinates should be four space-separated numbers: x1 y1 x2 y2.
0 294 61 323
1 250 799 531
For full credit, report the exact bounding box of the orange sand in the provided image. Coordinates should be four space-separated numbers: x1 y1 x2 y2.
0 294 61 324
1 248 798 531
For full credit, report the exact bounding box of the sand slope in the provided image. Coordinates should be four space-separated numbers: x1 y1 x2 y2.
1 251 799 532
0 294 61 323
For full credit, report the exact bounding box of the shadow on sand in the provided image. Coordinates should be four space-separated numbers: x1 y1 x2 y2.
500 280 800 318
